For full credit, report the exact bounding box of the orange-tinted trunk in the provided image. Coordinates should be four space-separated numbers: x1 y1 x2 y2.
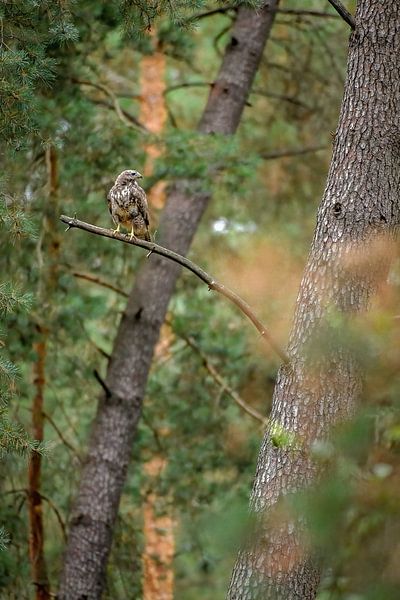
143 457 175 600
140 40 175 597
28 145 59 600
139 34 167 209
28 336 50 600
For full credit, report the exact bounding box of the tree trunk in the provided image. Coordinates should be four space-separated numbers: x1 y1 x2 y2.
139 31 168 209
227 2 400 598
28 145 60 600
139 34 175 599
29 334 50 600
142 457 175 600
58 2 279 599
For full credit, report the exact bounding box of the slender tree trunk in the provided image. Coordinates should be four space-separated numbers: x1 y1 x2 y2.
59 2 280 598
139 31 167 209
139 34 175 599
29 333 50 600
228 2 400 598
142 457 175 600
28 146 59 600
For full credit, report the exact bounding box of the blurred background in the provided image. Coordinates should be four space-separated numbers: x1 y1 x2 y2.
2 1 400 599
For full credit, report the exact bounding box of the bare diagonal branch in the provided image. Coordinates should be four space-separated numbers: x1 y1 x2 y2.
327 0 355 29
60 215 289 365
183 334 268 425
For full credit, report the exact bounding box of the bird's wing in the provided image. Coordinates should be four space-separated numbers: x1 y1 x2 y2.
133 184 150 227
107 188 113 215
108 184 131 214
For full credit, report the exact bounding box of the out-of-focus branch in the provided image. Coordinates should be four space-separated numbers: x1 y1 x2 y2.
183 334 267 425
260 145 327 160
164 81 211 95
327 0 355 29
91 98 148 132
164 82 310 110
191 6 342 22
40 494 67 542
3 488 66 543
72 79 148 131
252 90 311 109
60 215 289 365
276 8 340 19
190 6 237 21
72 271 129 297
43 411 82 462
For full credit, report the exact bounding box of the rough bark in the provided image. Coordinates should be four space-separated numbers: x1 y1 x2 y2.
228 2 400 599
58 2 279 598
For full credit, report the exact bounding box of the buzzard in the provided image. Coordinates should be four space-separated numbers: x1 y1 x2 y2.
107 169 151 241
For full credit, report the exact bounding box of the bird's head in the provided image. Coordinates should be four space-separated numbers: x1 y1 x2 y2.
115 169 143 185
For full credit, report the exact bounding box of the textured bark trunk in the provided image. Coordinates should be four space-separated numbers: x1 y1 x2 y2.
227 2 400 599
58 3 279 599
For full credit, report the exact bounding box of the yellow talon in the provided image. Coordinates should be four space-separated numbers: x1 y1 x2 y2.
129 225 136 241
113 223 121 234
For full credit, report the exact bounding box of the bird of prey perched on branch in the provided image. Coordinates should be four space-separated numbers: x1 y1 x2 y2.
107 169 151 241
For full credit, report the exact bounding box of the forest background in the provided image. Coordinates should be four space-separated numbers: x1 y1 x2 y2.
1 1 400 599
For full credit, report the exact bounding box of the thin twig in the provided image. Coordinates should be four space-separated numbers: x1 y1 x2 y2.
72 79 148 131
189 6 341 22
73 271 129 297
40 494 67 541
164 82 310 110
189 6 237 21
87 336 111 361
93 369 112 399
60 215 289 364
183 335 267 425
327 0 355 29
260 145 327 160
276 8 340 20
2 488 66 540
252 90 311 110
92 98 148 132
43 411 82 462
164 81 212 95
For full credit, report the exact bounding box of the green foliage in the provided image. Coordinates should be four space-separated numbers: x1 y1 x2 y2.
0 1 60 148
0 411 47 458
0 235 46 458
152 130 259 193
119 1 260 37
0 282 33 316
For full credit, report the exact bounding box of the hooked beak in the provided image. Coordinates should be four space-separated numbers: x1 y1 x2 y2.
136 172 143 178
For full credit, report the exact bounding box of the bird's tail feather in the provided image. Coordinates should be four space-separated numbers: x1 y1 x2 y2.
144 229 151 242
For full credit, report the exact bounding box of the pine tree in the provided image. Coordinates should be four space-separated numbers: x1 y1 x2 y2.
228 2 400 597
